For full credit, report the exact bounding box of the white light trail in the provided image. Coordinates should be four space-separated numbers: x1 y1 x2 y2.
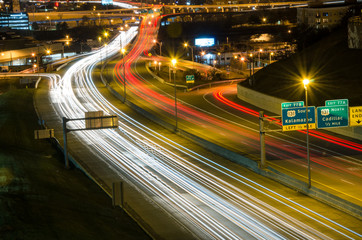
44 23 361 240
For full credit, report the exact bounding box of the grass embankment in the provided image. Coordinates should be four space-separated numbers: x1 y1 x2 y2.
0 79 149 239
241 27 362 106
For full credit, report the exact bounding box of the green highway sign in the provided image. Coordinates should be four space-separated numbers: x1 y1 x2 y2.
281 101 304 109
317 106 349 128
186 75 195 84
325 99 348 107
282 106 316 131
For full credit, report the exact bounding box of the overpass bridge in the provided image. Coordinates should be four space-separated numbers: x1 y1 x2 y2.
160 1 308 14
28 1 308 24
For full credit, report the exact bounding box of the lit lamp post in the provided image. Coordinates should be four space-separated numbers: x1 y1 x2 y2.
240 57 245 70
171 58 178 130
217 52 221 66
303 78 311 188
153 39 162 56
258 48 263 67
121 48 126 101
46 16 51 28
201 51 205 63
31 52 36 65
153 60 157 71
269 52 274 65
249 53 254 76
98 36 103 66
183 43 194 67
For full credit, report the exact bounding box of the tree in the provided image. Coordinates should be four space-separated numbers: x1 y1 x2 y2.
32 22 39 31
81 16 90 26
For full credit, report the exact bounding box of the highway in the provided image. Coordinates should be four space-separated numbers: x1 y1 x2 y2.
27 11 360 238
109 10 362 208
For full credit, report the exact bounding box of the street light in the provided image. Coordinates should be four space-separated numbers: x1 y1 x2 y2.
201 51 205 63
121 48 126 102
249 53 254 77
46 16 51 28
258 48 263 67
269 52 274 64
153 39 162 56
183 42 194 67
240 57 245 70
153 60 157 71
98 37 103 66
171 58 178 131
303 78 311 188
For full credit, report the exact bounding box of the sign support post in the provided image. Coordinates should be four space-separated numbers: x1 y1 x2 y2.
61 113 118 168
259 111 266 168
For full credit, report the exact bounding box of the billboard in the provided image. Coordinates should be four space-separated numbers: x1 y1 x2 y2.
102 0 113 5
195 38 215 47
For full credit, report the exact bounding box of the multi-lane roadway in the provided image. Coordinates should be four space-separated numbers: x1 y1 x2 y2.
24 7 362 240
108 11 362 209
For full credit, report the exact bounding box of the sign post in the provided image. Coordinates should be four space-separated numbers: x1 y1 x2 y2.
62 112 118 168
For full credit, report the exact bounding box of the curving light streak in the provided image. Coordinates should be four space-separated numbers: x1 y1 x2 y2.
213 88 362 152
45 14 362 240
112 10 362 196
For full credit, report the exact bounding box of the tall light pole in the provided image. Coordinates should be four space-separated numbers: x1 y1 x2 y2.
249 53 254 76
121 48 126 102
172 58 178 131
98 36 102 67
258 48 263 67
240 57 245 70
46 16 51 28
269 52 274 65
153 39 162 56
303 78 311 188
201 51 205 64
183 42 194 68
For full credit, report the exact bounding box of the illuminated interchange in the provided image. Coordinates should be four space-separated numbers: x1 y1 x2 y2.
3 0 362 239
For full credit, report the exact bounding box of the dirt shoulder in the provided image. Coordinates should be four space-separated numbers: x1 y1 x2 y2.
0 80 150 239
